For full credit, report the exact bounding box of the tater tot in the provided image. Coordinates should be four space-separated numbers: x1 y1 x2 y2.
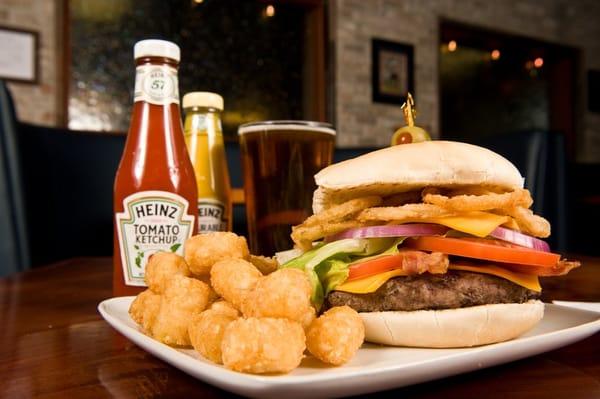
221 318 305 374
306 306 365 366
152 275 213 346
241 268 312 322
145 251 190 294
188 309 237 364
209 300 240 318
129 290 149 325
248 255 279 275
300 306 316 330
129 289 161 333
210 259 262 309
204 284 219 305
184 232 249 276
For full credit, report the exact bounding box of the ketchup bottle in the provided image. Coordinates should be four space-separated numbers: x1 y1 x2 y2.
113 40 198 296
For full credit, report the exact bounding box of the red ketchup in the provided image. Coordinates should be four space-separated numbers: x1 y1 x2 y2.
113 40 198 296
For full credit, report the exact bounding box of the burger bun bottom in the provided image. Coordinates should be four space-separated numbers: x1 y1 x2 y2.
360 300 544 348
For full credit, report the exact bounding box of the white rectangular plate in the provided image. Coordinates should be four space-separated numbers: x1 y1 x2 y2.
552 300 600 313
99 297 600 398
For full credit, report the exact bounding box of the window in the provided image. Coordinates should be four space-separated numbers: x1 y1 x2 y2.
69 0 325 136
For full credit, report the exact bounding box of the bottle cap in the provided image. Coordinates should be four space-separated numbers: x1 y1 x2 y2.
182 92 224 111
134 39 180 62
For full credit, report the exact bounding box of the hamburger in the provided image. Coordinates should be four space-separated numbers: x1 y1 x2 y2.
278 141 580 348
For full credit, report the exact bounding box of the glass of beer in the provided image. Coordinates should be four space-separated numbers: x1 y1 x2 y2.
238 121 335 255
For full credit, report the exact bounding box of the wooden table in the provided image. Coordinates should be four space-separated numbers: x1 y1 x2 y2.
1 257 599 398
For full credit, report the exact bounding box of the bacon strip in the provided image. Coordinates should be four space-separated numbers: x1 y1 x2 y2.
396 250 449 275
501 259 581 276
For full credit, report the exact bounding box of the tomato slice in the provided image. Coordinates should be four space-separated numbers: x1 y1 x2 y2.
404 236 560 267
348 254 405 281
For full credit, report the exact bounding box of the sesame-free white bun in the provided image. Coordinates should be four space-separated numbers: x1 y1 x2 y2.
313 141 524 213
359 300 544 348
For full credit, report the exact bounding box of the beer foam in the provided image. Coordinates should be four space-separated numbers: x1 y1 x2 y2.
238 122 336 136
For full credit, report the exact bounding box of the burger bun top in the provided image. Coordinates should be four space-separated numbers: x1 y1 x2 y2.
313 141 524 213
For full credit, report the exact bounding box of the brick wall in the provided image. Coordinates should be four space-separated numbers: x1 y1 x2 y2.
0 0 63 127
330 0 600 162
2 1 599 161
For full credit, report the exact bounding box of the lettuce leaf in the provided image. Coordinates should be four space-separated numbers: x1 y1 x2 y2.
281 238 399 309
307 269 325 307
348 237 406 265
315 258 351 297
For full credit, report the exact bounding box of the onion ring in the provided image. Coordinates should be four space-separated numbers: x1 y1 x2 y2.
357 203 454 223
422 187 533 212
300 196 381 228
292 220 365 250
381 191 422 206
503 206 551 238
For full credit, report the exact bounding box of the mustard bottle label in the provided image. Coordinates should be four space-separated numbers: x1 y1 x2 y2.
116 191 194 286
198 198 228 233
134 65 180 105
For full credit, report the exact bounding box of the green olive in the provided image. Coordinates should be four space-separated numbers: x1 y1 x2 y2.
391 126 431 146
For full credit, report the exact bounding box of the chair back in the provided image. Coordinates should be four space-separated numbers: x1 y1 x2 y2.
0 81 30 276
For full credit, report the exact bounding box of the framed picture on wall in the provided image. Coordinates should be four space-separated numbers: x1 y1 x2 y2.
372 39 414 104
0 26 38 84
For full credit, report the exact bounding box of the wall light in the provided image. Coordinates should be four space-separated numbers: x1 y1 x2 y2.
193 0 204 4
491 49 501 60
265 4 275 17
448 40 457 52
534 57 544 68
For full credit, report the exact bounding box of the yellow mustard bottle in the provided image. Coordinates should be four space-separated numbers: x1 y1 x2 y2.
182 92 232 232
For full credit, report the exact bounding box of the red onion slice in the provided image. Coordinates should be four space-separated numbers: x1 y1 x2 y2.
325 223 550 252
326 224 449 241
489 226 550 252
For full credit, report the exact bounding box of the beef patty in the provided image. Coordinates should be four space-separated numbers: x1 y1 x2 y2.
326 270 540 312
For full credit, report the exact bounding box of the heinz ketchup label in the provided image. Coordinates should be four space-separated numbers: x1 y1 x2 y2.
115 190 194 286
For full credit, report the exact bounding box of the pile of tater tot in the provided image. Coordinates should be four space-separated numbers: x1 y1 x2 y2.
129 232 365 374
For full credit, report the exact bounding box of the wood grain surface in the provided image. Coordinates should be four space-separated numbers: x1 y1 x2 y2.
1 257 598 398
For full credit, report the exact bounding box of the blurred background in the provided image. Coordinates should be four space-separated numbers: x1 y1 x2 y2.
1 0 599 275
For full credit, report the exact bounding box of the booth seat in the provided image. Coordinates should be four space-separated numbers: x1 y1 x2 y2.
0 81 576 276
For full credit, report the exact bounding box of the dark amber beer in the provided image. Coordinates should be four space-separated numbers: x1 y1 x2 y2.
238 121 335 255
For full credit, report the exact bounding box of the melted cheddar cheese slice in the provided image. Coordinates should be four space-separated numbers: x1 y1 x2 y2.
449 263 541 292
334 263 540 294
427 211 508 237
333 269 410 294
